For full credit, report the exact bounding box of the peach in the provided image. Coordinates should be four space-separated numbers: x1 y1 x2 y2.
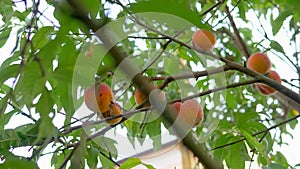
84 83 114 113
247 53 272 74
254 70 281 96
134 88 151 107
134 88 166 108
101 102 123 125
192 29 216 51
171 100 203 128
171 102 182 114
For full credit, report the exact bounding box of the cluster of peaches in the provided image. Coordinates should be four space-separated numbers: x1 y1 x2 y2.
84 84 203 127
82 29 212 126
191 28 282 96
246 53 281 95
83 28 281 127
135 88 204 128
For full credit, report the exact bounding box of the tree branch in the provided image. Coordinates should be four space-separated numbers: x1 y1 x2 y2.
171 79 258 103
224 4 250 58
65 1 222 168
58 143 79 169
61 1 300 169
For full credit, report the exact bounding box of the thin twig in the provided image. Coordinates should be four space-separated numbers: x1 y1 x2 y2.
142 29 185 73
157 65 231 90
172 79 259 103
128 36 170 40
211 112 300 151
224 4 250 58
200 0 223 17
58 143 80 169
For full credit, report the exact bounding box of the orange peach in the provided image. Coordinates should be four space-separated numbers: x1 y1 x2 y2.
254 70 281 96
134 88 151 107
171 100 203 127
247 53 271 74
84 83 114 113
101 102 123 125
171 102 182 114
134 88 166 107
192 29 216 51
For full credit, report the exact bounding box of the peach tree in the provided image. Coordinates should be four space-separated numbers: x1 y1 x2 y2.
0 0 300 168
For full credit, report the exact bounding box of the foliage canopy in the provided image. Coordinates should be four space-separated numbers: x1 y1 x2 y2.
0 0 300 168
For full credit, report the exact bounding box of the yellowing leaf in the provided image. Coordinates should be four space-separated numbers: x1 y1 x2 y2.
292 109 299 116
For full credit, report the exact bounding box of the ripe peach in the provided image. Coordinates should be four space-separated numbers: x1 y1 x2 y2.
247 53 272 74
134 88 151 107
171 102 182 114
134 88 166 107
254 70 281 96
101 102 122 125
192 29 216 51
171 100 203 128
84 83 114 113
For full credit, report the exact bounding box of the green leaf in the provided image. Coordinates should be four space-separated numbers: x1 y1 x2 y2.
225 138 245 169
129 0 206 29
53 4 90 36
0 129 20 149
120 158 142 169
14 10 31 22
0 109 18 129
0 122 40 149
226 90 237 109
271 11 292 35
0 94 9 118
234 112 260 131
241 130 263 153
14 62 45 108
120 158 155 169
99 152 115 169
198 109 220 142
0 50 21 69
164 54 181 74
51 150 71 168
0 27 12 48
86 147 99 169
95 137 118 160
178 48 194 62
37 39 59 72
0 158 39 169
70 131 87 169
36 89 57 141
0 64 19 85
262 163 285 169
145 119 162 150
213 133 234 163
270 151 289 168
80 0 100 19
237 1 246 21
270 40 284 53
0 0 14 24
31 26 54 49
36 89 55 117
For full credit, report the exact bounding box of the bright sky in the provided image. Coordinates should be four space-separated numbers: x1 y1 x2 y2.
0 1 299 168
